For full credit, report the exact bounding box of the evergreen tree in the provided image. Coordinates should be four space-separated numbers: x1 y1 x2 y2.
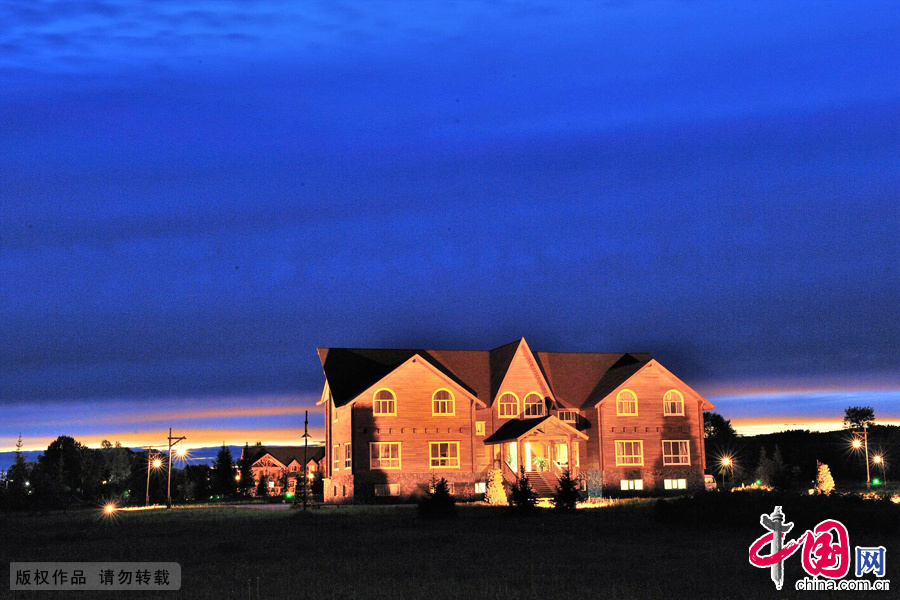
552 469 581 512
754 447 773 487
484 468 507 506
418 475 456 519
256 474 269 497
509 466 537 512
237 443 255 497
211 444 237 497
7 435 31 509
815 461 835 495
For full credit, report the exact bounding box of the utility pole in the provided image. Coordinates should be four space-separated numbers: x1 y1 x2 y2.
145 447 157 507
167 428 187 509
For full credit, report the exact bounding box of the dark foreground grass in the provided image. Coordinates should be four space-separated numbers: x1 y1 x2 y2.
3 497 898 599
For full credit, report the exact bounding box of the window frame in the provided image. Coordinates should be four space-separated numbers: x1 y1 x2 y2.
616 389 638 416
664 478 687 490
374 483 400 497
332 444 340 471
498 392 519 418
429 441 461 469
662 440 691 466
557 410 578 423
475 421 486 436
614 440 644 466
344 442 352 469
620 479 644 491
523 392 544 417
373 388 397 416
369 442 401 470
663 390 685 417
432 388 456 416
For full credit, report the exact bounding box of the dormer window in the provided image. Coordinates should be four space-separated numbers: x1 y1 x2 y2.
616 390 638 416
432 389 455 416
663 390 684 416
523 393 544 417
498 392 518 418
373 388 396 416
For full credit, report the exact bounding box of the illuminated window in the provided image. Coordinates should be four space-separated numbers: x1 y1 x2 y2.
268 480 275 489
662 440 690 465
332 444 340 471
432 389 455 415
474 481 486 494
616 390 638 416
475 421 485 436
429 442 460 468
663 390 684 416
373 388 396 416
620 479 643 491
664 478 687 490
498 392 519 418
370 442 401 469
523 393 544 417
374 483 400 496
557 410 577 423
614 440 643 466
344 442 352 469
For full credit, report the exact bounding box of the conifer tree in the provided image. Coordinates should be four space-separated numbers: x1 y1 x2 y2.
484 468 508 506
815 461 835 495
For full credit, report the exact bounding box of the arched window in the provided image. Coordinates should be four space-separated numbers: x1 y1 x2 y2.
663 390 684 416
432 389 455 415
523 393 544 417
373 389 396 415
498 392 519 418
616 390 638 416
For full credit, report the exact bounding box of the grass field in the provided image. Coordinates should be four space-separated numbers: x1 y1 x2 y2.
3 496 898 599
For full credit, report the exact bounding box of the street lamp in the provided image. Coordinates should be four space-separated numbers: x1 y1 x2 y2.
720 456 734 489
873 454 887 485
850 425 871 490
146 449 163 506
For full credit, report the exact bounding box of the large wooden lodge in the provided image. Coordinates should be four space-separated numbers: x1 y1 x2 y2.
317 338 714 502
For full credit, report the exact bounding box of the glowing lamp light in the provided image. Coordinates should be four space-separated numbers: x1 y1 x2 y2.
852 439 863 449
235 474 241 482
873 455 884 465
175 446 188 459
104 503 117 515
285 492 294 499
151 458 163 469
755 479 762 485
873 478 882 486
721 457 732 467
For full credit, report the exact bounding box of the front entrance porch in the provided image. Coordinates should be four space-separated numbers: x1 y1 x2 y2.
483 415 588 493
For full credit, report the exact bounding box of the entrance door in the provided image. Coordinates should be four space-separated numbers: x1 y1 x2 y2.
555 442 568 466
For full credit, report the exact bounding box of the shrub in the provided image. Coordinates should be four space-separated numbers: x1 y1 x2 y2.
418 476 456 519
508 467 537 513
484 468 507 506
815 461 835 496
552 469 581 512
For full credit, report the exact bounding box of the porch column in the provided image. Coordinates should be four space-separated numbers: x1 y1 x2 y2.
517 439 524 475
567 435 573 476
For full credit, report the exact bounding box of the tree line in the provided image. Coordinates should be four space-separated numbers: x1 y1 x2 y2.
0 436 321 511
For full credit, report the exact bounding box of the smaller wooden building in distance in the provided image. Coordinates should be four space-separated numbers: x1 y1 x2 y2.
240 445 325 496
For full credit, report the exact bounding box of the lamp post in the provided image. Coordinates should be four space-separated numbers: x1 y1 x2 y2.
167 428 187 509
146 449 163 506
851 424 871 490
301 410 311 509
873 454 886 485
721 456 734 489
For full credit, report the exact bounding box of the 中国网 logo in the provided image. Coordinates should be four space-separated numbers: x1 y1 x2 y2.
748 506 889 592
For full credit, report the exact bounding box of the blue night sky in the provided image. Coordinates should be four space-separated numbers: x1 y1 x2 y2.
2 1 899 451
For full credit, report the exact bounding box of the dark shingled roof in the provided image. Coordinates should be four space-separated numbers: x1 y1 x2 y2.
483 416 552 444
318 340 655 410
244 446 325 467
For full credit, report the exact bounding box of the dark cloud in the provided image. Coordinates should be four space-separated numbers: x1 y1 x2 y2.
1 1 899 416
